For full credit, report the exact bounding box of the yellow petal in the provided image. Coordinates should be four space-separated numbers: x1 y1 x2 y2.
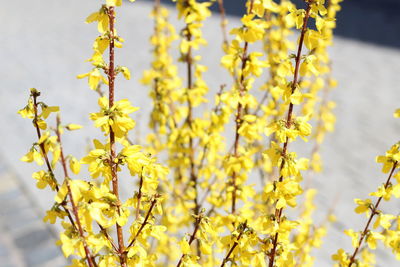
66 124 83 131
394 109 400 118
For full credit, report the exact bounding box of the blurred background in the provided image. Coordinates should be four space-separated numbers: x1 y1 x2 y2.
0 0 399 266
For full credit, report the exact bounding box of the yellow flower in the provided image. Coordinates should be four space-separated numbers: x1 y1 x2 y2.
394 108 400 118
18 99 35 119
81 147 111 179
41 105 60 119
376 144 400 173
32 170 56 190
199 241 212 255
179 238 191 255
106 0 122 6
43 209 67 224
86 8 109 33
285 7 306 29
90 97 138 138
304 30 321 51
66 124 83 131
55 181 69 204
231 14 267 43
77 68 106 90
238 114 261 142
21 149 44 166
344 229 360 248
354 198 372 215
373 214 395 230
120 66 131 80
69 156 81 175
120 145 151 176
370 185 392 201
366 231 384 250
332 249 349 266
263 141 282 167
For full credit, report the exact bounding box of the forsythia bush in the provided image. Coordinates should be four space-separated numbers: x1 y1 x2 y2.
18 0 400 266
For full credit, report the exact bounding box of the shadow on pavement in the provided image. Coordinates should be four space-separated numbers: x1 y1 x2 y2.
152 0 400 49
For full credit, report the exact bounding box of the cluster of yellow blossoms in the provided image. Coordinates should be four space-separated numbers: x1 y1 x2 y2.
333 139 400 266
18 0 400 266
20 1 168 266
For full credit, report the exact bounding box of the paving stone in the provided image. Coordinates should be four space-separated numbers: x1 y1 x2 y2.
40 256 67 267
0 242 8 257
25 242 62 267
0 189 22 203
0 164 65 266
14 228 52 251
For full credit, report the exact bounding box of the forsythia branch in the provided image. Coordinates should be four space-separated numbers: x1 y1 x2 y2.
268 3 312 267
348 162 398 266
55 116 97 267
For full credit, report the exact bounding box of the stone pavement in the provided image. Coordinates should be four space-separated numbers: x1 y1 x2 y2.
0 158 66 267
1 0 400 266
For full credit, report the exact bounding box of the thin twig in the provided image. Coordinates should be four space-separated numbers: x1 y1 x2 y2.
180 0 201 257
151 0 179 131
136 168 144 219
220 222 247 267
55 116 97 267
126 198 158 249
196 85 226 172
231 0 255 214
180 84 226 197
253 90 270 117
98 223 119 253
31 92 77 230
268 3 312 267
106 6 126 266
217 0 229 47
347 163 398 266
176 216 202 267
184 7 200 217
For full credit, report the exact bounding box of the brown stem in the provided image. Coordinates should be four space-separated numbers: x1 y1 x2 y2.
181 4 200 259
151 0 178 131
268 4 312 267
253 90 270 116
198 84 225 165
126 198 158 249
217 0 228 46
220 222 247 267
231 0 254 214
136 168 144 219
155 0 160 11
30 92 77 231
106 6 126 266
347 162 398 266
98 223 119 253
197 144 234 211
176 216 202 267
55 116 96 267
183 85 227 202
187 35 199 217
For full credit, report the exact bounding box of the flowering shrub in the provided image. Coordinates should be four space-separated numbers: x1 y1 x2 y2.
18 0 400 266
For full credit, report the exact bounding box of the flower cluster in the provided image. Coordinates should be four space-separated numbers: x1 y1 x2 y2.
20 1 168 267
333 141 400 267
29 0 400 267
